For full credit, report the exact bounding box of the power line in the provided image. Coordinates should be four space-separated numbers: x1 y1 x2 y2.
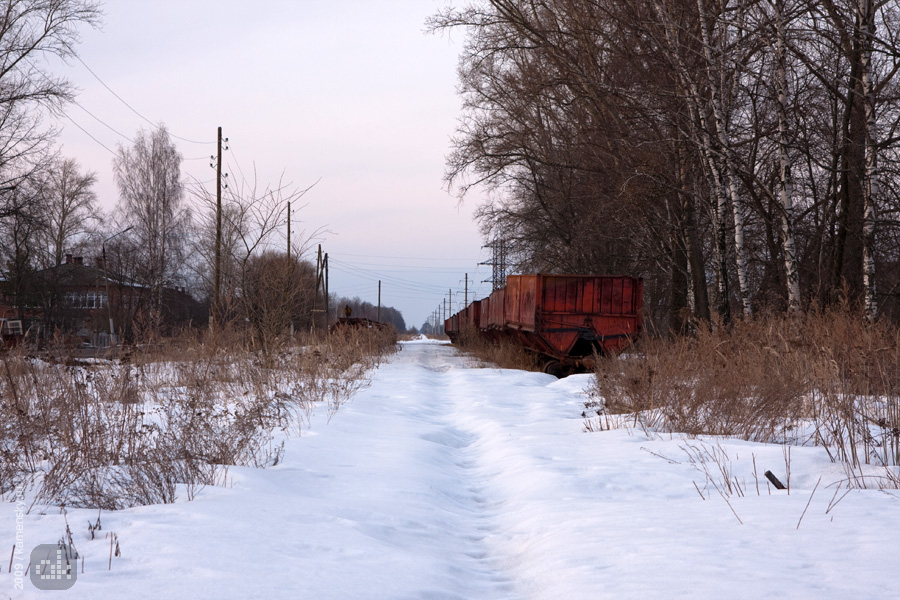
69 100 133 143
63 114 116 155
330 257 492 303
74 54 214 145
330 251 481 262
330 263 450 294
330 258 461 286
330 262 474 272
330 266 454 296
25 57 130 153
226 144 248 185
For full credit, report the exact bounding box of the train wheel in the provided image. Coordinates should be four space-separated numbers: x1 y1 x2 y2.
543 360 564 378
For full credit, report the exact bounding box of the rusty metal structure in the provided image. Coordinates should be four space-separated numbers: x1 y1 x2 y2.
445 274 643 375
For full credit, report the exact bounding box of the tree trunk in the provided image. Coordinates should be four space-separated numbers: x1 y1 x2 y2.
679 146 711 322
697 0 753 317
773 0 802 314
859 0 878 319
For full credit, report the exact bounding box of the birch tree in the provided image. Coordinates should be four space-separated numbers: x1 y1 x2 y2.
430 0 900 327
762 0 803 313
113 126 189 331
858 0 878 318
37 157 99 266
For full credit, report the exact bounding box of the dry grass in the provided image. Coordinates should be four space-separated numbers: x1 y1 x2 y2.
455 325 543 372
590 308 900 476
0 325 397 509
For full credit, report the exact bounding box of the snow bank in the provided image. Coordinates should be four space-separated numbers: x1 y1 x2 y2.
3 340 897 599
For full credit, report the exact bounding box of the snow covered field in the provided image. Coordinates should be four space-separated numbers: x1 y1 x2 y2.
4 338 898 599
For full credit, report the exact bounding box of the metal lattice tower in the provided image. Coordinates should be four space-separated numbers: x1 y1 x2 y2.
480 239 508 291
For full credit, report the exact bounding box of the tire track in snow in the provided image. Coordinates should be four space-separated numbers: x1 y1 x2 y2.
392 340 602 600
394 341 523 599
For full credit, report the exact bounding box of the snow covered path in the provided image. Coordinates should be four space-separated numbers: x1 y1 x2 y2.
6 338 899 599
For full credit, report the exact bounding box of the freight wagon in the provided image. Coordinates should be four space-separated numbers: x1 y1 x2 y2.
445 274 642 376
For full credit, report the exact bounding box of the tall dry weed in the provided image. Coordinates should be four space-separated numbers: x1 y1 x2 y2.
0 324 396 509
456 324 543 372
592 309 900 469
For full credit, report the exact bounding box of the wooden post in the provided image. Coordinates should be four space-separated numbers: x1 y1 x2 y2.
764 470 786 490
324 253 329 326
311 244 322 332
213 126 223 329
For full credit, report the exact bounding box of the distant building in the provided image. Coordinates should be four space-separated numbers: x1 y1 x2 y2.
0 254 206 345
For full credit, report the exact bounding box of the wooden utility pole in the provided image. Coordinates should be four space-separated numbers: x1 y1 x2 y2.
213 126 223 328
311 244 323 331
324 252 329 326
465 273 468 307
286 200 292 338
377 280 381 323
449 288 452 314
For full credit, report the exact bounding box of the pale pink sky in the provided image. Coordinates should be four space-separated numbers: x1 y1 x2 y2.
51 0 494 328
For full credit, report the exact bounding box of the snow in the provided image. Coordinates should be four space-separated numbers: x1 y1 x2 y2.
4 338 899 599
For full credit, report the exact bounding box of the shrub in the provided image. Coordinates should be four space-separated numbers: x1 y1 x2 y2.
0 325 394 509
591 308 900 469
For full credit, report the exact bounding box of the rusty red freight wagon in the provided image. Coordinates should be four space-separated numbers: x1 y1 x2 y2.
449 274 642 374
465 300 482 329
444 314 459 342
444 300 483 342
503 273 642 364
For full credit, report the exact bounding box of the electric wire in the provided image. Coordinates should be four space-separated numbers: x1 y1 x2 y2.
74 54 214 145
62 114 116 155
330 263 450 295
328 257 492 326
24 57 130 153
329 260 458 292
227 144 247 185
330 251 481 262
69 100 133 143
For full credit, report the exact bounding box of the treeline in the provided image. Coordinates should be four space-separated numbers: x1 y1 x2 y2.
430 0 900 331
0 1 332 348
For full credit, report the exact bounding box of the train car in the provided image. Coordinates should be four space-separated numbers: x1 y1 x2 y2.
505 274 642 366
465 300 482 330
481 288 506 343
451 274 642 375
444 313 460 342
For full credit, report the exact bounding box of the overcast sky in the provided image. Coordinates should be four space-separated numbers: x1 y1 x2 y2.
51 0 494 329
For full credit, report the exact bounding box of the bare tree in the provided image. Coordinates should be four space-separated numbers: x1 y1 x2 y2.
765 0 803 314
242 250 317 350
36 157 99 266
431 0 900 328
0 0 101 190
0 182 44 320
113 125 190 332
190 166 320 339
0 0 101 305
